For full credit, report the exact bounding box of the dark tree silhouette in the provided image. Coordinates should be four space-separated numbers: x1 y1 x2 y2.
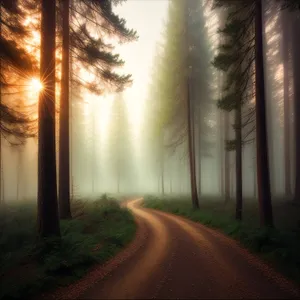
37 0 60 238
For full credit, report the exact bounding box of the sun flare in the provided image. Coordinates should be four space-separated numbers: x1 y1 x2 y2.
29 78 43 93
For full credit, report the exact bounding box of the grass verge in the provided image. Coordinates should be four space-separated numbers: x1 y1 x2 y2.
143 195 300 285
0 196 136 300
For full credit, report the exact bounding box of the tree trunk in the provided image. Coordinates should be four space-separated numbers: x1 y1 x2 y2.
117 152 120 193
160 140 165 196
59 0 71 219
282 11 292 197
16 150 22 202
178 158 182 194
0 4 2 207
38 0 60 237
224 112 230 202
187 79 199 209
193 79 201 198
253 142 257 199
218 8 229 202
219 110 224 196
231 159 235 199
255 0 273 227
292 13 300 202
92 112 96 195
235 100 243 220
197 112 201 197
1 154 3 203
69 0 74 201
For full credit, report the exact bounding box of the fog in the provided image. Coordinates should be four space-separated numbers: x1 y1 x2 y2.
0 0 295 203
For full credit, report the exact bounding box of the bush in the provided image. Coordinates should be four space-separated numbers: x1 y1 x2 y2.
0 199 136 300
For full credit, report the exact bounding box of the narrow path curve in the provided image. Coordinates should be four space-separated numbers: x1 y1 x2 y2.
43 198 300 299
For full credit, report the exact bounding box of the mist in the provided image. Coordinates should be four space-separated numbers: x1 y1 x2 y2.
0 0 296 205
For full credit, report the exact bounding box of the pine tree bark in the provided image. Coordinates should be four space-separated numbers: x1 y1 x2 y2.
117 170 120 193
255 0 273 227
59 0 71 219
282 10 292 197
16 150 22 202
185 0 199 208
38 0 60 237
292 13 300 202
0 4 2 207
92 112 96 195
69 0 74 201
235 100 243 220
218 8 229 202
224 112 230 202
187 79 199 209
253 141 257 198
219 107 224 197
161 147 165 196
1 154 4 203
196 106 201 197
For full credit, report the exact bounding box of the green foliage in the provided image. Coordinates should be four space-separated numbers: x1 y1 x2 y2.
145 0 213 161
280 0 300 10
0 1 38 142
225 139 238 151
70 0 138 95
213 1 256 150
144 197 300 284
212 53 235 72
0 199 136 300
217 93 239 111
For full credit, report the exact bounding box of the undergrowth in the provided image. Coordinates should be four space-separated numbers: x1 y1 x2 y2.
0 196 136 300
143 195 300 285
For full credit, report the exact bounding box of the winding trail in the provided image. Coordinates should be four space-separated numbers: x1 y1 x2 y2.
45 198 300 299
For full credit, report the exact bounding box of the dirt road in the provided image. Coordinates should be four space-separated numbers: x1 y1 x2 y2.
78 198 300 299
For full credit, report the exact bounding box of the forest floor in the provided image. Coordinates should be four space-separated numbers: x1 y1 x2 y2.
0 196 136 300
143 195 300 285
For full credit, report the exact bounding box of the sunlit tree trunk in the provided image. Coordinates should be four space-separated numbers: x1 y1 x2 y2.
38 0 60 237
255 0 273 227
263 4 276 196
282 10 292 197
59 0 71 219
70 0 74 201
1 154 4 203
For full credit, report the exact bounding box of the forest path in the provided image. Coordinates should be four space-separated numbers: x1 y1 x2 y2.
80 198 300 299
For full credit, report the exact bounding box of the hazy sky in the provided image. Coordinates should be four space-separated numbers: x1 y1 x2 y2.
114 0 169 125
